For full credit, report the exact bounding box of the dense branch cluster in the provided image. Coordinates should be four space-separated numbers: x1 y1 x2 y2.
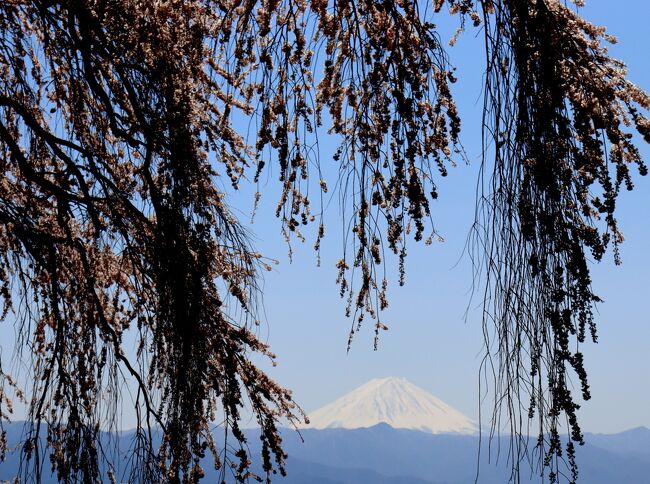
0 0 647 483
473 0 649 482
0 1 303 482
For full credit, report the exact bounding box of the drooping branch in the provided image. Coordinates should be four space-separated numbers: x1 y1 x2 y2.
472 0 649 481
0 2 304 482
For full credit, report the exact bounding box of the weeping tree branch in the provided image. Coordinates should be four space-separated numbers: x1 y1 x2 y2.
472 0 649 482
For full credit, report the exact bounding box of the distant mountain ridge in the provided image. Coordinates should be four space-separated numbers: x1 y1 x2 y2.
304 377 477 434
585 426 650 463
0 421 648 483
277 424 650 484
1 377 648 483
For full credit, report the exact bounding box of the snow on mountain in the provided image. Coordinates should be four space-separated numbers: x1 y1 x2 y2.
304 377 477 434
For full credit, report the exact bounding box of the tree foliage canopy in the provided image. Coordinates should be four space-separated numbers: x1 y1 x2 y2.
0 0 647 482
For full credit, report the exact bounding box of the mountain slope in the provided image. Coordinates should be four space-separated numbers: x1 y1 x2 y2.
586 426 650 463
304 377 477 434
260 456 440 484
1 422 648 483
277 424 650 484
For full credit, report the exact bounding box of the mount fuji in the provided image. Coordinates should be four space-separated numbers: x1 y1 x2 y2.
304 377 477 434
1 381 649 483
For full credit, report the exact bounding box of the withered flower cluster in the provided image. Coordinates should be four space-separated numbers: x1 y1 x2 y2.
0 0 647 483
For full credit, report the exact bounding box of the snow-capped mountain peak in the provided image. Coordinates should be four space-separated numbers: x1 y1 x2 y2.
304 377 477 434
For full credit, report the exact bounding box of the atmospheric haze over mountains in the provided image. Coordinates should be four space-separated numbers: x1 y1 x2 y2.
289 378 650 483
1 377 649 483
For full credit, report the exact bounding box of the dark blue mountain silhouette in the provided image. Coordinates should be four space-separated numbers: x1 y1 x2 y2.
1 422 648 483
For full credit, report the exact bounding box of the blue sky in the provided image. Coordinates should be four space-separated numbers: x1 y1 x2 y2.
242 1 650 434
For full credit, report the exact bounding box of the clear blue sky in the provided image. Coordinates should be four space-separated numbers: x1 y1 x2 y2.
240 1 650 434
